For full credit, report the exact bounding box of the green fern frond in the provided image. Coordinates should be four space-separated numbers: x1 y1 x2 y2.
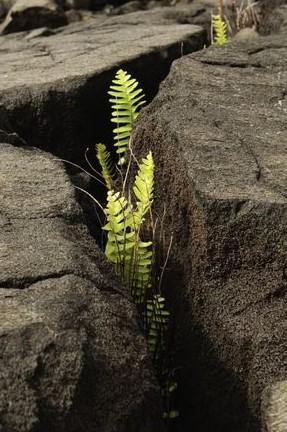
130 151 154 303
145 294 170 359
133 151 154 229
212 14 229 46
96 143 114 190
108 69 146 165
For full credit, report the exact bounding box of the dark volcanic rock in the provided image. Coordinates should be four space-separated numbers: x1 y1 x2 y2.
0 8 205 165
0 0 67 34
0 143 163 432
132 30 287 432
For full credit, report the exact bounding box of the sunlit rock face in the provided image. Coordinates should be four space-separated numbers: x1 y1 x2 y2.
132 22 287 432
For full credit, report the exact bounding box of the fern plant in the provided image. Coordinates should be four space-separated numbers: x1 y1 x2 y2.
94 69 177 429
108 69 146 165
60 68 177 429
103 152 154 305
212 14 229 45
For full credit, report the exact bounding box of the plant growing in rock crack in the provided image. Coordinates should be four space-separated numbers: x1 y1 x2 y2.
212 13 229 45
94 69 179 427
211 0 259 44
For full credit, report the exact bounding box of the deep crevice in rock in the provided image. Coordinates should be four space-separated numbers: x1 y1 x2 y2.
0 29 207 432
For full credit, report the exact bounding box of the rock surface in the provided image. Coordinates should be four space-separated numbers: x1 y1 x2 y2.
262 381 287 432
0 7 205 164
132 25 287 432
0 142 163 432
0 13 206 430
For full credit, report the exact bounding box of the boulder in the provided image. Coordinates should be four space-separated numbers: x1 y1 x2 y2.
0 0 67 34
132 28 287 432
0 142 163 432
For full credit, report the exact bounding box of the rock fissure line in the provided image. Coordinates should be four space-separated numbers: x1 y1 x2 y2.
239 137 263 182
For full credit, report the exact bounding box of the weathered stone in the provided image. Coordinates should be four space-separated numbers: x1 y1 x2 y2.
258 0 287 34
0 8 205 165
0 0 67 34
132 30 287 432
0 17 205 429
262 381 287 432
0 142 163 431
233 27 260 42
64 0 90 9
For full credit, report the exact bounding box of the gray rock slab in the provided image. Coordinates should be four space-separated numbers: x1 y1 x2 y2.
0 142 163 431
0 274 162 432
132 31 287 432
0 8 205 162
0 9 203 89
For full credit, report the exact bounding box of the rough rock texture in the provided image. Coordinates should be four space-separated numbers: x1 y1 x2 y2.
0 16 206 430
259 0 287 35
262 381 287 432
132 28 287 432
0 142 163 432
0 8 205 165
0 0 67 34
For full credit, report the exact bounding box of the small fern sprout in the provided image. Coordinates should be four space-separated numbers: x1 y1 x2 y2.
108 69 146 165
145 295 170 361
212 14 229 46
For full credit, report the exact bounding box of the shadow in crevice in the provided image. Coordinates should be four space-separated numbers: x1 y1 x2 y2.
161 264 261 432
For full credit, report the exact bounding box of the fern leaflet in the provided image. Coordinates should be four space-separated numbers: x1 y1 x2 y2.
96 143 114 190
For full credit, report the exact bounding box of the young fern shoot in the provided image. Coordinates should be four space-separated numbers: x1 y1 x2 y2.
212 14 229 45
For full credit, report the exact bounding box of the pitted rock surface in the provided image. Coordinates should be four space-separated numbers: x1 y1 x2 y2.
132 29 287 432
0 143 163 432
